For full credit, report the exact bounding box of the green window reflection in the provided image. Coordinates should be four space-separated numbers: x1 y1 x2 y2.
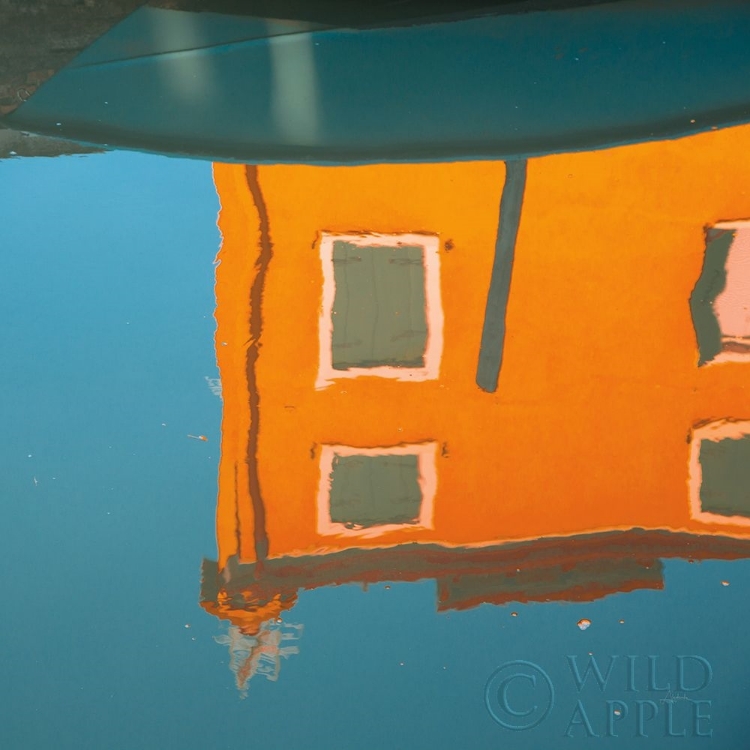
328 453 423 528
331 240 428 370
699 436 750 519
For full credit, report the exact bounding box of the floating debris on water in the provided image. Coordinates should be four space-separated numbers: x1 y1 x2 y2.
577 619 592 631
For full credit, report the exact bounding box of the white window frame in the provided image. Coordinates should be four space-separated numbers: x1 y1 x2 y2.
316 232 443 390
689 418 750 526
316 442 438 538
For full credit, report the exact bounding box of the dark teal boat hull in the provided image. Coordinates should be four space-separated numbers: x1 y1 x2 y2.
6 0 750 163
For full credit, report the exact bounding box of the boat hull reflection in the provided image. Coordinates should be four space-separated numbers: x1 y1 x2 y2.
5 0 750 163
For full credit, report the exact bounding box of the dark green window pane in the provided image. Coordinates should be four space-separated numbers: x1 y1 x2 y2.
699 436 750 517
331 240 428 370
328 453 422 528
689 229 734 366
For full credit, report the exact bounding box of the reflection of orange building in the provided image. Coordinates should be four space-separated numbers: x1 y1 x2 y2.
203 126 750 638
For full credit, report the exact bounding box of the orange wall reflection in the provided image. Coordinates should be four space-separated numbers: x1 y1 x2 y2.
204 125 750 642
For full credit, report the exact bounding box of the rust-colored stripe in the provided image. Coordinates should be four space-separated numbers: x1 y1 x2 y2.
244 165 272 564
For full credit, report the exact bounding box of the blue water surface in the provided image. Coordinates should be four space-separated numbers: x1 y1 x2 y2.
2 151 749 749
